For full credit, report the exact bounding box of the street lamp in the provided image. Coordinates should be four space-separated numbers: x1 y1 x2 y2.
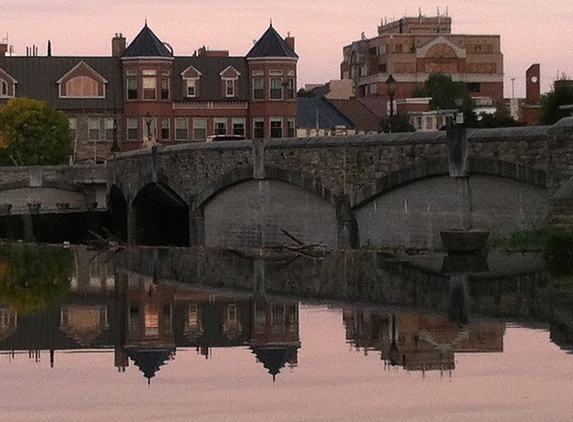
385 74 397 118
110 119 120 155
455 97 464 125
145 112 153 147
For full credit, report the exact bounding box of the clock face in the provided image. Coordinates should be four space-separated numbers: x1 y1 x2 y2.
531 76 538 83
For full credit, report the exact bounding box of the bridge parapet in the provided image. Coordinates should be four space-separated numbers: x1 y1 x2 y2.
0 164 107 215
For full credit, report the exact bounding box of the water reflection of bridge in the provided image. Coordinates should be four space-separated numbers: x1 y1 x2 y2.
1 245 573 382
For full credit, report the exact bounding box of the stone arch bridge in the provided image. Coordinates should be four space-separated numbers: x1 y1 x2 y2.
2 119 573 248
107 118 573 249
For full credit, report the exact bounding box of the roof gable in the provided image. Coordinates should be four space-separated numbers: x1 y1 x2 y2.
56 61 108 84
0 67 17 84
180 65 202 79
123 24 173 58
219 65 240 79
297 97 354 129
246 25 298 59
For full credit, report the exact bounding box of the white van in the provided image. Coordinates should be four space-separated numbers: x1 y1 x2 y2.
206 135 246 142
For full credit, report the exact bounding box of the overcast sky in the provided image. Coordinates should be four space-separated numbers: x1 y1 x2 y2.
3 0 573 97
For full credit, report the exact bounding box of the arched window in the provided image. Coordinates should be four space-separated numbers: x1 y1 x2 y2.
65 76 99 97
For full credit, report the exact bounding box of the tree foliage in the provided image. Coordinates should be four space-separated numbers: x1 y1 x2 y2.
379 113 416 133
0 244 74 313
0 97 73 166
539 83 573 125
412 73 473 114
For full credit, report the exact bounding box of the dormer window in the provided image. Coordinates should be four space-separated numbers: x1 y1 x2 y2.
225 79 235 97
186 79 197 97
58 61 106 98
219 66 240 98
0 68 17 98
181 65 202 98
66 76 98 97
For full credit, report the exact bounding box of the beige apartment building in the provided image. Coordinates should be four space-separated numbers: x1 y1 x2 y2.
340 14 504 104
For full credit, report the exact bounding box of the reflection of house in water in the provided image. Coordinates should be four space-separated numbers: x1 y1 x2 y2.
250 298 300 381
119 273 300 382
343 309 505 375
0 262 300 383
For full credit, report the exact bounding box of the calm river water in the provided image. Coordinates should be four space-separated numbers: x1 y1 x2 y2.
0 244 572 421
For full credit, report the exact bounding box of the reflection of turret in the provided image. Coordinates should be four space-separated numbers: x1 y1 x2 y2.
250 299 300 381
250 345 298 382
124 275 176 383
128 348 175 385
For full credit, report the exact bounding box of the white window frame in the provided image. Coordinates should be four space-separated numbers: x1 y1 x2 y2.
270 117 283 138
214 118 227 135
175 117 189 140
193 118 207 140
88 118 100 141
232 118 245 136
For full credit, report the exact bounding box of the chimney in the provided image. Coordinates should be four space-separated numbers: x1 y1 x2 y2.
0 43 7 57
285 32 295 52
112 33 126 57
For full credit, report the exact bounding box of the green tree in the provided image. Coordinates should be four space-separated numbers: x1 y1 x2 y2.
539 83 573 125
412 73 473 117
379 113 416 133
0 97 73 166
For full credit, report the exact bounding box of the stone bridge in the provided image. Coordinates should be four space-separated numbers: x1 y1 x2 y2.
3 118 573 248
107 118 573 249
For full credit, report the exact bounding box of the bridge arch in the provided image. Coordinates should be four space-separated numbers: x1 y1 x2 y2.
132 182 189 247
194 166 342 249
353 157 549 250
352 157 547 208
191 165 339 211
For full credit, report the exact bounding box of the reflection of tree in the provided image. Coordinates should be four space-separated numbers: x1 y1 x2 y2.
0 244 74 312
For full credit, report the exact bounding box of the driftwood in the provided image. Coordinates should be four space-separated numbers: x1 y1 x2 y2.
262 228 327 259
86 229 126 250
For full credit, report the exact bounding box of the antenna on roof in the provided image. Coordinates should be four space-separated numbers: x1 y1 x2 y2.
47 40 51 57
445 6 449 16
419 7 422 17
269 18 273 27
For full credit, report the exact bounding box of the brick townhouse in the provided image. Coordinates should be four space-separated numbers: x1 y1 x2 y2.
0 23 298 162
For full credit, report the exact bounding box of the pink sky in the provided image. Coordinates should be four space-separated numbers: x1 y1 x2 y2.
1 306 573 421
3 1 573 97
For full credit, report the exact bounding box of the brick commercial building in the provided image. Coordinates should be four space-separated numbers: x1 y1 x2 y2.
340 14 504 105
0 23 298 162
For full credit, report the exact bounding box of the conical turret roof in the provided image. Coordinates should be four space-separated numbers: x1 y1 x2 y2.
124 23 173 58
247 24 298 59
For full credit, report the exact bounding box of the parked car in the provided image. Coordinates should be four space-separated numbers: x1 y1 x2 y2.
206 135 246 142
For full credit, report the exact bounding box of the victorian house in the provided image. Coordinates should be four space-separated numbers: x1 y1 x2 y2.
0 23 298 162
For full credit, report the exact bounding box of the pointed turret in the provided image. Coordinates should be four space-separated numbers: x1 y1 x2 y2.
123 23 173 58
247 24 298 59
